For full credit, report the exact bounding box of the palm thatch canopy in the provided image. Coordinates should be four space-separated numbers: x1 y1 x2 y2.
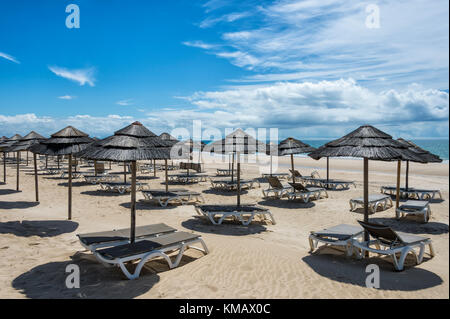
309 125 425 162
396 138 442 163
268 137 316 156
0 134 23 150
207 128 267 154
6 131 46 152
30 126 93 156
159 132 179 146
77 122 171 162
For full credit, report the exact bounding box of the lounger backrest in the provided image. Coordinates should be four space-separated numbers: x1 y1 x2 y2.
290 182 307 192
358 221 404 246
95 162 105 174
289 169 301 177
311 170 320 179
268 176 284 189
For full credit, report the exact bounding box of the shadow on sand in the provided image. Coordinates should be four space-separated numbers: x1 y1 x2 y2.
81 190 129 197
12 253 160 298
0 220 78 237
302 247 442 291
257 199 315 209
0 201 39 209
202 189 249 197
0 189 21 196
120 200 177 211
369 217 449 235
181 217 268 236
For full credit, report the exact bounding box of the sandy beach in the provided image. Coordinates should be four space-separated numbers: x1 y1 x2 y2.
0 153 448 299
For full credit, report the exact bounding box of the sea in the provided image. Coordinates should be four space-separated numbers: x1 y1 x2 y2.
201 139 449 161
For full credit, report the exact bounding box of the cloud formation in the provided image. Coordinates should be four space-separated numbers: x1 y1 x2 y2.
0 51 20 64
49 66 95 86
58 95 76 100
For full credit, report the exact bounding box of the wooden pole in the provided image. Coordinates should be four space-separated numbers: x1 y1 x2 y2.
94 160 97 177
57 156 60 169
231 153 235 182
45 155 48 169
68 154 72 220
153 159 156 177
237 152 241 207
130 161 137 244
165 159 168 192
270 155 273 176
16 151 20 191
405 160 409 191
396 160 401 209
34 153 39 202
3 152 6 183
123 162 127 183
26 151 29 166
290 154 295 183
363 158 369 242
326 157 330 182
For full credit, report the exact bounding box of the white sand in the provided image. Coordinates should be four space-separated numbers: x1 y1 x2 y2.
0 153 448 299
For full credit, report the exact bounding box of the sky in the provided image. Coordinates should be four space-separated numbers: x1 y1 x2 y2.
0 0 449 140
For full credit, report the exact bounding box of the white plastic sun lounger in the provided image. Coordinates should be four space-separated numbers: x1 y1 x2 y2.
209 178 260 191
287 182 328 203
309 224 364 256
142 189 205 207
216 168 240 176
349 194 393 213
396 200 431 223
99 181 148 194
195 204 276 225
92 231 209 280
167 173 208 184
77 223 177 252
380 186 442 201
262 176 293 199
316 179 356 190
261 173 290 180
83 174 120 185
353 221 435 271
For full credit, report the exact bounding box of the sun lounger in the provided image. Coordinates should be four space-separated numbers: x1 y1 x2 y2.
380 186 442 201
349 194 393 213
167 173 208 184
353 221 435 271
261 173 289 180
83 174 120 185
209 178 260 191
287 182 328 202
262 176 293 199
396 200 431 223
316 179 356 190
309 224 364 256
195 204 276 225
77 223 177 252
216 168 240 176
92 231 209 280
142 189 205 207
99 181 148 194
60 170 83 179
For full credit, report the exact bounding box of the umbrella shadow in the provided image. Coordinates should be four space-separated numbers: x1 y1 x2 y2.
257 199 315 209
12 253 159 299
0 201 39 209
202 189 249 196
302 249 442 291
137 176 159 181
0 189 21 196
81 190 129 197
369 217 449 235
57 181 91 187
120 200 177 211
0 220 78 237
181 217 268 236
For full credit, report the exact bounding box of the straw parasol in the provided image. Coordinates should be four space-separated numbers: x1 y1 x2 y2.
0 134 23 183
208 129 267 206
309 125 425 241
5 131 46 195
77 121 172 243
29 126 93 219
396 138 442 190
267 137 316 181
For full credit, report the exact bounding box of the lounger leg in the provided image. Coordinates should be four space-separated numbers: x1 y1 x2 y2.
267 212 276 225
308 236 318 252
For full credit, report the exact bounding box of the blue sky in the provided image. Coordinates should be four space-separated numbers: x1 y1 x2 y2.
0 0 448 139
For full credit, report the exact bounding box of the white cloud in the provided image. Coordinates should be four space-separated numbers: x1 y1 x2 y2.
183 41 216 50
200 12 250 28
58 95 76 100
116 99 133 106
0 52 20 64
49 66 95 86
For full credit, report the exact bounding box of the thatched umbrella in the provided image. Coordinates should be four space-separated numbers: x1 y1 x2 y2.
159 132 180 174
0 134 23 183
396 138 442 190
309 125 425 241
267 137 316 181
5 131 46 195
30 126 93 220
77 122 172 243
208 129 267 206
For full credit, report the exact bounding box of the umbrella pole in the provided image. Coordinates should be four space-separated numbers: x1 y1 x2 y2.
45 155 48 169
34 153 39 202
270 155 273 177
153 159 156 177
231 153 235 182
405 160 409 191
57 156 60 169
26 151 29 166
396 160 401 209
326 157 329 182
363 158 369 242
3 152 6 183
165 159 168 192
16 151 20 191
237 152 241 207
123 162 127 183
68 154 72 220
94 160 97 177
290 154 295 183
130 161 137 244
